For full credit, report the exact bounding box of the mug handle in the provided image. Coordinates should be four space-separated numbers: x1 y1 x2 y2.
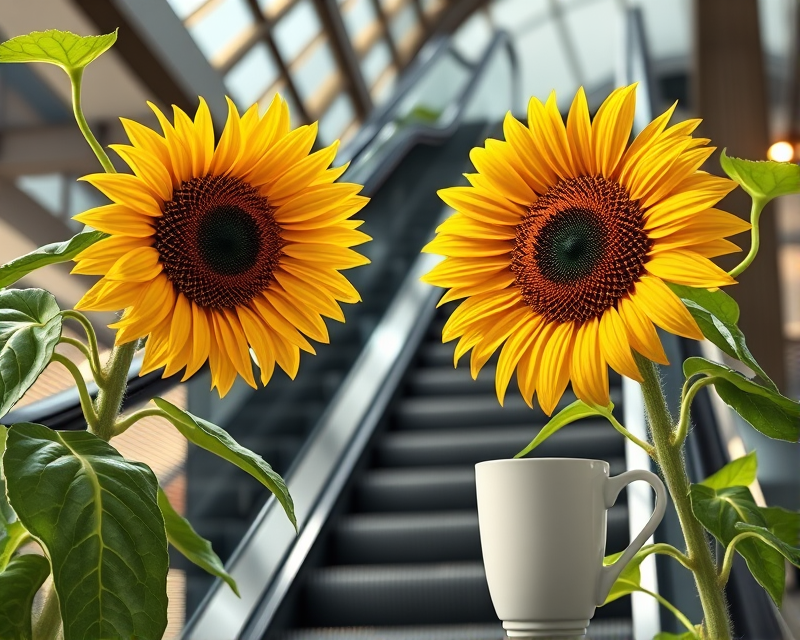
595 469 667 606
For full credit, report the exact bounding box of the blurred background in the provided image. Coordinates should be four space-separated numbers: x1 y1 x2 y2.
0 0 799 638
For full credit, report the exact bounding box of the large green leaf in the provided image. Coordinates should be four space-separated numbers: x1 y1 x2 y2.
0 30 117 72
0 289 62 420
699 451 758 491
669 284 775 390
158 486 239 596
761 506 800 547
0 554 50 640
690 483 785 605
154 398 296 529
720 149 800 202
515 400 610 458
684 357 800 441
3 423 168 640
0 231 106 290
0 521 28 572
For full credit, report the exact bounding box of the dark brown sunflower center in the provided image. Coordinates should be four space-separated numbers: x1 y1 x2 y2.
155 175 283 309
510 175 650 323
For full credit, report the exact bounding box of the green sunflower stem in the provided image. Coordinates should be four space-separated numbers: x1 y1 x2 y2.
728 196 765 278
634 352 731 640
67 67 116 174
92 341 137 441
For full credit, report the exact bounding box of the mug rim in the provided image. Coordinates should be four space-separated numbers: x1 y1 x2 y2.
475 457 610 470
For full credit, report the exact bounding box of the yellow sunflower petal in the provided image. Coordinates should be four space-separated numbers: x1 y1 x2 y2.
140 316 172 375
438 186 524 225
147 101 192 184
469 307 530 379
208 97 244 176
274 269 345 322
75 279 146 312
251 294 317 354
279 196 369 231
111 275 175 343
271 327 301 379
536 321 576 416
163 293 192 378
645 249 736 287
246 122 318 188
280 225 371 247
265 287 330 343
436 270 515 306
495 316 544 405
273 183 363 223
120 117 170 168
282 243 370 269
183 303 211 381
565 86 594 175
237 305 276 386
527 91 574 179
79 174 163 217
442 288 522 342
435 213 516 241
503 112 553 193
109 143 172 201
570 317 609 407
647 208 750 241
516 319 552 408
269 141 340 204
689 238 741 258
74 204 156 238
617 295 669 365
422 236 512 258
619 101 677 183
72 235 149 275
218 309 257 389
105 246 162 282
421 256 509 288
193 97 215 176
470 143 536 205
280 258 362 304
631 276 703 341
599 307 642 382
592 84 637 178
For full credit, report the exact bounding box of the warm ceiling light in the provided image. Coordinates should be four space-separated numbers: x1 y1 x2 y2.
767 140 795 162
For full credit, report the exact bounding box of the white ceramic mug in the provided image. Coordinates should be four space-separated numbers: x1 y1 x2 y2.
475 458 667 638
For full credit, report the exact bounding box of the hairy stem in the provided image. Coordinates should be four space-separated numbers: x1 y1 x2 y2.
635 353 731 639
92 341 137 441
673 376 719 447
50 353 98 431
61 310 104 385
637 542 693 571
728 197 765 278
113 407 167 438
67 68 115 174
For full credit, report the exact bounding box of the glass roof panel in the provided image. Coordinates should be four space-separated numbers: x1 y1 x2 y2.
515 18 578 107
293 40 338 101
225 42 279 108
188 0 255 61
274 0 323 61
489 0 548 35
451 11 494 63
564 0 618 88
362 40 392 86
629 0 691 62
342 0 378 39
165 0 208 21
390 3 417 44
319 92 355 143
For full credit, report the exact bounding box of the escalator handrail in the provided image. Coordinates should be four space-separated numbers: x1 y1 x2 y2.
1 31 515 432
181 31 519 640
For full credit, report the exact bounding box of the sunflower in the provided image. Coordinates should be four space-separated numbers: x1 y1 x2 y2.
422 84 749 415
72 95 370 396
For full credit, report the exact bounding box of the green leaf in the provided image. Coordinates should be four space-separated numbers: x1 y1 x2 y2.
690 483 786 605
684 357 800 441
602 548 646 604
669 284 776 390
0 554 50 640
153 398 296 530
720 149 800 202
3 423 168 640
157 486 239 596
515 400 611 458
762 506 800 546
0 30 117 72
0 231 106 290
699 451 758 490
0 521 28 572
734 522 800 568
0 289 62 420
0 426 11 526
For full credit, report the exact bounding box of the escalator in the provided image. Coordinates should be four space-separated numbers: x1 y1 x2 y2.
258 304 633 639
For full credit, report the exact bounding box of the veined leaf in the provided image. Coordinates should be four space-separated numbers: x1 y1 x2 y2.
0 425 11 526
669 284 775 390
699 451 757 490
762 506 800 547
3 423 168 640
0 554 50 640
0 289 62 419
720 149 800 202
515 400 611 458
684 357 800 441
158 487 239 596
0 521 28 572
690 483 785 605
0 30 117 72
0 231 106 290
154 398 296 530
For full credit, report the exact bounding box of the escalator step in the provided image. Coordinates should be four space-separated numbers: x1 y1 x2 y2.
270 620 633 640
376 423 623 467
394 391 622 430
331 506 629 565
406 366 497 396
303 562 496 625
356 460 627 512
